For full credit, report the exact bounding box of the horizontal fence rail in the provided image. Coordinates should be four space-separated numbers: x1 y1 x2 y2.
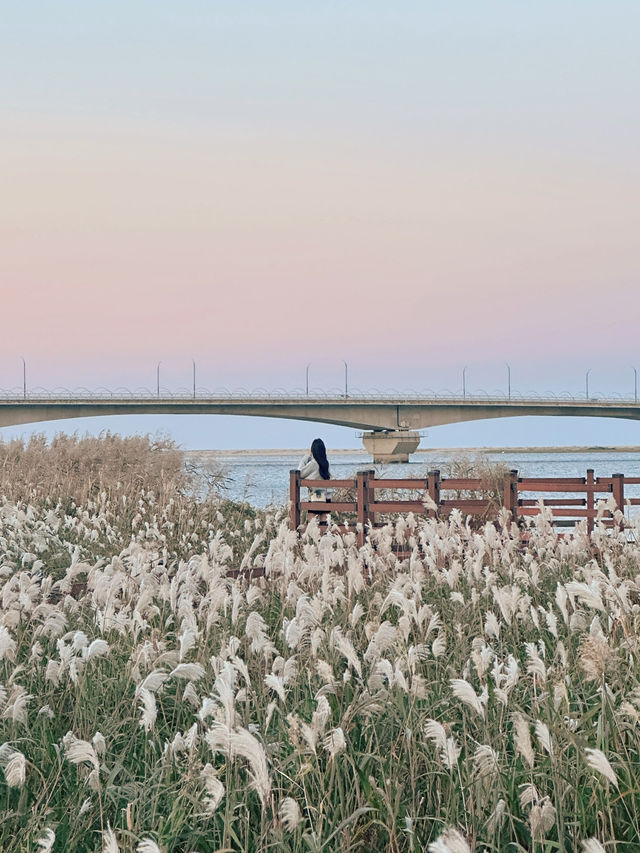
290 469 640 545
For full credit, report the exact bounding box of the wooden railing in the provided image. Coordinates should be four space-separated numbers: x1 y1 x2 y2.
289 469 640 545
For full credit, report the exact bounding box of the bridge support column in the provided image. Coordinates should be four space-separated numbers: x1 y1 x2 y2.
362 430 421 463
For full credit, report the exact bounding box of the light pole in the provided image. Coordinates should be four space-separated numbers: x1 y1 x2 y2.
506 363 511 401
156 361 161 398
20 356 26 399
462 366 467 400
342 360 348 398
305 362 311 396
634 367 638 404
585 369 591 400
192 359 196 399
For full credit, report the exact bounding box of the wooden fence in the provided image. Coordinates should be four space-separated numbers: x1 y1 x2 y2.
289 469 640 545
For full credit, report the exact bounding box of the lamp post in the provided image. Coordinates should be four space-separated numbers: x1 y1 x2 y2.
506 363 511 401
156 362 161 398
462 366 467 400
634 367 638 404
585 369 591 401
20 356 26 399
192 359 196 399
342 360 348 398
305 362 311 396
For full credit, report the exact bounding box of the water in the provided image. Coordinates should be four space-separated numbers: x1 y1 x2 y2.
186 448 640 509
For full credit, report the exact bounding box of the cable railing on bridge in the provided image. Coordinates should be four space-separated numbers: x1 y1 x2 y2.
0 387 639 404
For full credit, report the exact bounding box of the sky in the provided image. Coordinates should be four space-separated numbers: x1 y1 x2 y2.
1 1 639 449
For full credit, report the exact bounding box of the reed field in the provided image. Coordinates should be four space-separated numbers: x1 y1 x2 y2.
1 436 640 852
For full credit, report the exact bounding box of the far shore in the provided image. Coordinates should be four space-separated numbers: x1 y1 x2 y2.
186 445 640 457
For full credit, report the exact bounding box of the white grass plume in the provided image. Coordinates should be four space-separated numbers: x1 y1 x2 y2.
450 679 485 718
137 687 157 732
102 824 121 853
36 828 56 853
279 796 302 831
581 841 606 853
585 748 618 787
427 826 471 852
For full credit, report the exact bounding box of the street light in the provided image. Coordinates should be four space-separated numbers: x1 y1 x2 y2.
192 359 196 399
305 362 312 396
156 361 162 398
20 356 26 399
462 366 467 400
634 367 638 404
505 363 511 401
585 369 591 400
342 360 348 398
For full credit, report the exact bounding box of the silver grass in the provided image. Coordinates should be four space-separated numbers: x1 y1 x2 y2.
581 841 607 853
441 736 462 770
513 714 535 769
330 627 362 677
432 634 446 658
84 639 110 660
424 719 448 751
473 744 499 780
534 720 553 756
63 732 100 771
485 799 506 834
138 687 157 732
102 824 121 853
2 686 32 725
279 796 302 832
450 678 485 717
136 840 163 853
265 673 287 703
0 625 16 662
92 731 106 756
427 826 471 853
3 749 26 787
36 828 56 852
585 748 618 787
169 662 205 681
323 726 346 758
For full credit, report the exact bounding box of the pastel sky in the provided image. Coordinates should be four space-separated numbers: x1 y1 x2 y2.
1 1 639 448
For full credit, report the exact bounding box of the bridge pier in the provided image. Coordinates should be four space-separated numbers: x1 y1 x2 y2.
361 430 421 463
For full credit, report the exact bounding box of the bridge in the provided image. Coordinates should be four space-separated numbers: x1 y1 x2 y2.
1 391 639 461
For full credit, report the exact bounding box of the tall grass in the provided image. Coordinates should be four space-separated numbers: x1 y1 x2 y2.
1 437 639 851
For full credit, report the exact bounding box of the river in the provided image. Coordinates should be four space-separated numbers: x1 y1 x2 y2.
186 447 640 510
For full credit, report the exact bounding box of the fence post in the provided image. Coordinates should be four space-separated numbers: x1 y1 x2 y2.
612 473 625 529
586 469 595 535
289 470 301 531
428 470 441 517
503 470 518 518
367 469 376 529
356 470 370 547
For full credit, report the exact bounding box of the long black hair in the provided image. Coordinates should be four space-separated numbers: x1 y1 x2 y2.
311 438 330 480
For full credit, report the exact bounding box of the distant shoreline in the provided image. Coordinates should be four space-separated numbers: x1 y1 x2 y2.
187 446 640 457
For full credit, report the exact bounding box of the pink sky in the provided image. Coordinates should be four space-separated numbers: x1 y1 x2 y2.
1 3 639 446
2 116 638 396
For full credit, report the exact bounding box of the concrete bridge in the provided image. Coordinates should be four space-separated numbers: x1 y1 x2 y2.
1 393 639 461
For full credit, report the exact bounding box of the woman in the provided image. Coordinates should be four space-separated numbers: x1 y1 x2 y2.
298 438 331 501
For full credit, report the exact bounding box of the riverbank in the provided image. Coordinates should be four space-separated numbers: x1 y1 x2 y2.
187 445 640 457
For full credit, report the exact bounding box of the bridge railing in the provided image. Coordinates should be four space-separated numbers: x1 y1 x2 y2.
290 469 640 545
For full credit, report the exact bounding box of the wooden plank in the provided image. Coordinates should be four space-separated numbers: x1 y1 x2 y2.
301 479 353 488
518 498 587 506
371 501 426 513
518 482 610 493
440 478 496 490
300 502 356 512
369 479 429 490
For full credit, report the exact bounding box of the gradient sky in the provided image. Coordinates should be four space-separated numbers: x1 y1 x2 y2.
1 2 639 449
